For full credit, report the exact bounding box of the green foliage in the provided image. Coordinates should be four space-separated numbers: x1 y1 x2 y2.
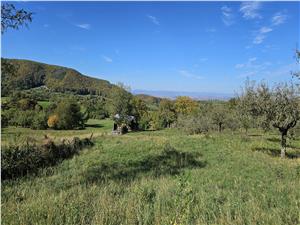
84 97 108 119
2 129 300 224
175 96 199 115
176 114 213 134
109 84 133 125
31 111 48 130
17 98 37 110
157 99 177 128
1 113 9 128
1 136 93 180
211 104 228 132
51 100 87 130
1 58 116 96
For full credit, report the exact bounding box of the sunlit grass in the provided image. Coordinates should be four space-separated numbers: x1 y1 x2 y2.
1 128 300 225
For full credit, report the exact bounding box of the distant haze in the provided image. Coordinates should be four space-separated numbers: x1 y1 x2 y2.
132 89 234 100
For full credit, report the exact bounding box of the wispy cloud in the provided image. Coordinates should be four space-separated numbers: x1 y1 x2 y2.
240 2 262 20
147 15 160 25
252 11 287 45
235 57 257 69
102 55 113 63
179 70 204 80
199 58 208 62
253 26 273 44
221 5 235 26
235 57 274 78
271 11 287 26
206 27 217 33
75 23 91 30
259 26 273 34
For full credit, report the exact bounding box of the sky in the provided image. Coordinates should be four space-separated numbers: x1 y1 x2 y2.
2 1 300 94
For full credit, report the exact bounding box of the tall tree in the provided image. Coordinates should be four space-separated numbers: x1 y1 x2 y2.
108 83 133 126
175 96 198 115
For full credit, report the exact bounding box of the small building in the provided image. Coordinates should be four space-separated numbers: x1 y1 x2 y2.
112 114 138 135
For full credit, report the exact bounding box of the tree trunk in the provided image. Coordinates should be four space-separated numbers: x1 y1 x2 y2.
218 123 222 133
280 130 287 158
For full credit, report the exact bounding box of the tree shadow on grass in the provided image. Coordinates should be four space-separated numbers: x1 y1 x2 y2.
85 124 104 128
266 137 280 143
254 147 300 159
84 145 206 184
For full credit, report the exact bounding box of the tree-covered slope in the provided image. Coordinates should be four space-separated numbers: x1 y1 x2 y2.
1 58 114 96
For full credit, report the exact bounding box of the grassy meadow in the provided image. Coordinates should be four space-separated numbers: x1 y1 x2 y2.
1 121 300 225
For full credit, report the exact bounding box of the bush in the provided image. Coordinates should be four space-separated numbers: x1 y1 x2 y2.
15 110 35 128
47 114 59 128
1 136 94 180
49 100 87 130
1 113 9 128
31 111 48 130
176 114 213 135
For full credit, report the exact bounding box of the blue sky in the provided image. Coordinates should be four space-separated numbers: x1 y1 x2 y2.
2 1 299 94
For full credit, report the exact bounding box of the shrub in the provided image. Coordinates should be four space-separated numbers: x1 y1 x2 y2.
1 136 94 180
52 100 86 130
1 113 9 128
176 114 213 135
17 98 37 110
15 110 35 127
31 111 48 130
47 114 59 128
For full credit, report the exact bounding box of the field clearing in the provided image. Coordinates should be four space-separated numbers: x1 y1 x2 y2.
2 128 300 225
1 119 113 145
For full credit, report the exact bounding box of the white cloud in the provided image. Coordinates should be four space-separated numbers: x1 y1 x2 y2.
235 64 245 69
235 58 274 78
221 6 235 26
102 55 113 63
253 27 272 45
147 15 160 25
75 23 91 30
259 26 273 34
179 70 204 80
235 57 259 70
240 2 262 20
253 34 266 44
271 12 287 26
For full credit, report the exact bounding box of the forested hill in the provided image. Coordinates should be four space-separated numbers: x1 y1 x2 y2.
1 58 115 96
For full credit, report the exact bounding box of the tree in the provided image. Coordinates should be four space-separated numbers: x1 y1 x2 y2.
292 49 300 83
158 99 176 128
131 97 149 130
264 83 300 158
1 3 33 33
237 79 259 133
50 100 86 130
108 83 133 126
239 80 300 158
175 96 198 115
211 104 227 132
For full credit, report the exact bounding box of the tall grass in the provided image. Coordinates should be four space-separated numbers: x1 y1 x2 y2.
1 129 300 225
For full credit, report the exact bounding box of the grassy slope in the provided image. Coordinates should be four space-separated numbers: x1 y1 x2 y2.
1 128 300 225
1 119 113 145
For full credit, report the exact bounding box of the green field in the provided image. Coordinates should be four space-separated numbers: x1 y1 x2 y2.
1 119 113 145
1 123 300 225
